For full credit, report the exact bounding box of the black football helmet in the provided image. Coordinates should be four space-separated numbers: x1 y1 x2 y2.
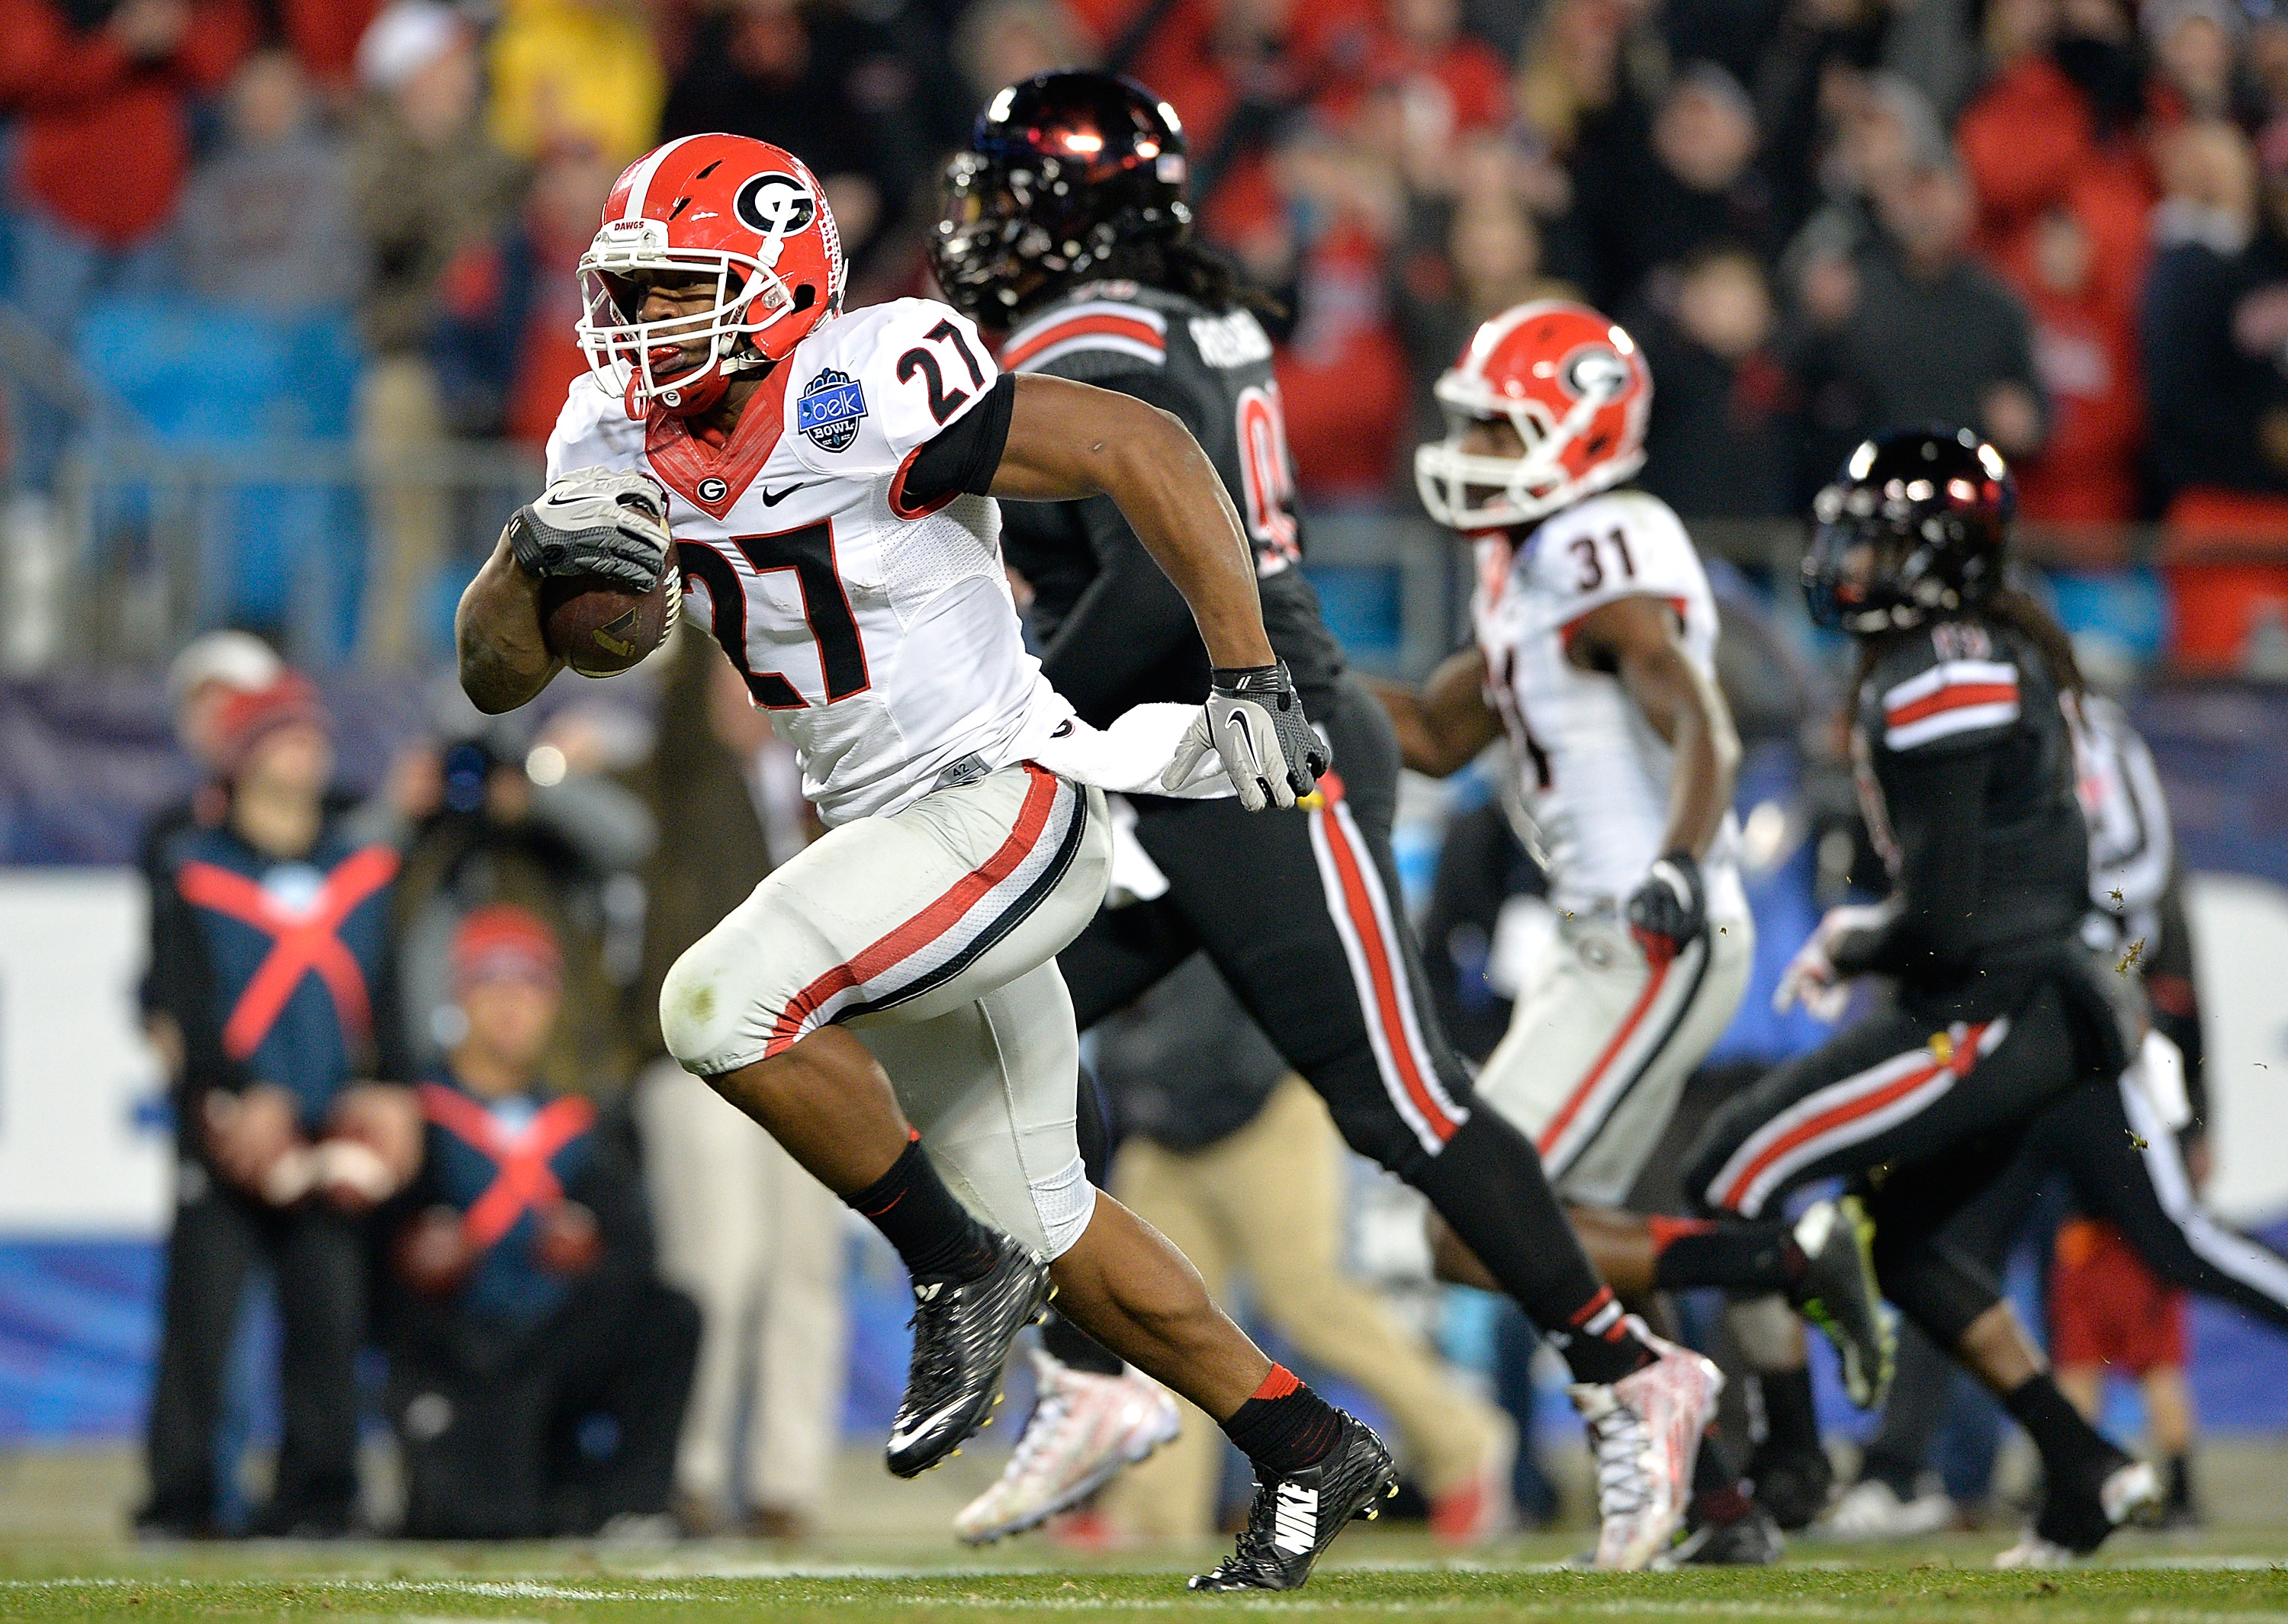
1803 426 2016 633
930 70 1191 329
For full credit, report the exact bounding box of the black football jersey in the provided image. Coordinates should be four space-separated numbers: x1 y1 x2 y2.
994 281 1347 729
1839 617 2091 1000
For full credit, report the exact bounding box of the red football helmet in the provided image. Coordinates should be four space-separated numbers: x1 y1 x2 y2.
1414 300 1652 531
577 134 845 418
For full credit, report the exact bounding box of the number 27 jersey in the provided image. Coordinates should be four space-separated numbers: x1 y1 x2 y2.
545 297 1057 826
1471 489 1739 909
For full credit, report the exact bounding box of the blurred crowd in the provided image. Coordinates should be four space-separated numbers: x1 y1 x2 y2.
11 0 2288 547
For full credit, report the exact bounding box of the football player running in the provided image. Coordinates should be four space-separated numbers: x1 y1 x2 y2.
1676 427 2184 1564
931 72 1718 1573
1379 300 1893 1555
458 133 1394 1592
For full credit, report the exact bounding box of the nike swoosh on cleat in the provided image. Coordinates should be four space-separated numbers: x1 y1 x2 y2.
888 1400 970 1453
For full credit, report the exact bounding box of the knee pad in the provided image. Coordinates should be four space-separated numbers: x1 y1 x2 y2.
659 936 749 1077
1873 1234 1999 1349
1030 1154 1097 1260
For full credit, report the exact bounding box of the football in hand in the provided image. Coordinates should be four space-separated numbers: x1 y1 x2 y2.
541 571 673 678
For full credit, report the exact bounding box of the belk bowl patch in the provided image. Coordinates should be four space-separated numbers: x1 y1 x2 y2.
798 369 866 451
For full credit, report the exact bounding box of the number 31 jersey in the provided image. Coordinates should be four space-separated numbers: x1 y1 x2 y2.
545 297 1056 826
1470 488 1741 911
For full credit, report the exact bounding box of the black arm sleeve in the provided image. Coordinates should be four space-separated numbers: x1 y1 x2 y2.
1829 747 1991 981
900 372 1017 508
1023 366 1220 721
1036 499 1206 723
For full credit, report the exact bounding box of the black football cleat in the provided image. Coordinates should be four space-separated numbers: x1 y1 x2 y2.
1997 1455 2160 1565
885 1231 1052 1479
1187 1412 1398 1592
1788 1196 1894 1410
1672 1496 1786 1566
1747 1435 1834 1532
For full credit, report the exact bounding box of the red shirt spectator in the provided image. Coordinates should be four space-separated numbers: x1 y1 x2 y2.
1062 0 1380 175
1957 50 2154 274
1994 210 2146 522
1277 209 1409 499
274 0 383 92
0 0 254 249
1320 0 1512 149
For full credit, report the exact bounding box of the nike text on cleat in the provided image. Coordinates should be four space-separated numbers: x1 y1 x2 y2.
1789 1196 1895 1410
1570 1337 1723 1572
885 1231 1052 1479
953 1351 1181 1544
1187 1412 1397 1591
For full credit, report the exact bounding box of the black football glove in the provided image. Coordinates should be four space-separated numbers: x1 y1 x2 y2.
1626 850 1707 967
506 467 671 592
1163 662 1329 811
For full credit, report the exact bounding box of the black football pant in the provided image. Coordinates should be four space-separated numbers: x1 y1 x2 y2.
1059 676 1616 1342
392 1276 700 1539
143 1174 365 1533
1684 983 2092 1349
1856 1059 2288 1497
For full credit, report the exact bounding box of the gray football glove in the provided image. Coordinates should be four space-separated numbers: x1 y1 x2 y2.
1163 662 1329 811
506 467 671 592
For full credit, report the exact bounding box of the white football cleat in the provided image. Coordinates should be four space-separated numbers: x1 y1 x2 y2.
953 1350 1180 1544
1993 1534 2077 1569
1820 1478 1958 1542
1570 1335 1723 1572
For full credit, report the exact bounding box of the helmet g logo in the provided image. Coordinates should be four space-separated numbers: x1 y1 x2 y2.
734 172 818 239
1562 346 1629 403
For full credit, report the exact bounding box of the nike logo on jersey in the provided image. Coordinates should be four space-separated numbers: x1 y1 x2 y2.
760 481 812 506
1272 1482 1319 1553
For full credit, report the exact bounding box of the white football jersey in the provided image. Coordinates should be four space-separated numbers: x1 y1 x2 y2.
1470 489 1743 911
547 297 1061 825
2067 689 2173 954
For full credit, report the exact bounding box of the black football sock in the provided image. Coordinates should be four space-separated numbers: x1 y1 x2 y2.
1651 1215 1804 1293
1689 1440 1756 1529
845 1133 996 1285
1040 1311 1126 1376
2003 1375 2123 1490
1414 1113 1657 1385
1220 1365 1344 1479
1756 1365 1822 1459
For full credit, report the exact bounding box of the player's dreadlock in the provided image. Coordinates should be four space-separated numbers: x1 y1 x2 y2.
1853 588 2085 700
1095 237 1286 323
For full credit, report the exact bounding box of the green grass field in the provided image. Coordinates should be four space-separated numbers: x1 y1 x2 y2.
3 1531 2284 1623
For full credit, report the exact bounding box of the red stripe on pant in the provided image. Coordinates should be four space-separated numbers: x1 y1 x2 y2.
1534 956 1673 1163
1313 783 1461 1146
1715 1022 1990 1213
766 765 1062 1057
